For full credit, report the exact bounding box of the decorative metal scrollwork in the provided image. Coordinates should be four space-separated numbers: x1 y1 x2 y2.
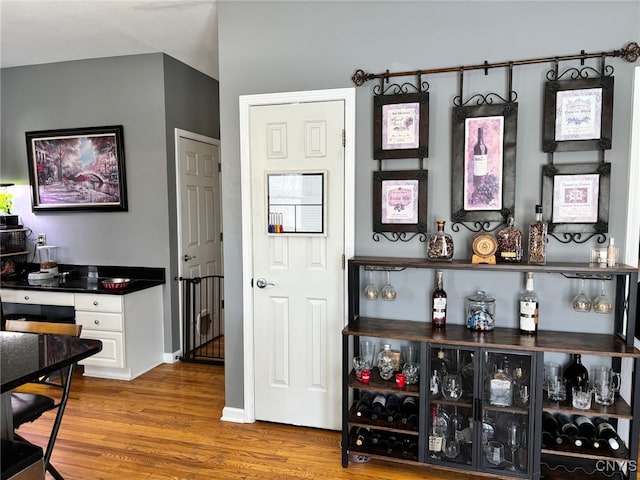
618 41 640 62
451 221 505 234
549 232 608 244
452 91 517 108
546 65 614 82
372 231 427 243
373 81 430 96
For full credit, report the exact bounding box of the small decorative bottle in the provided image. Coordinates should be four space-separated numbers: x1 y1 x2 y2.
489 356 513 407
496 214 523 263
378 344 396 381
528 205 547 265
427 220 454 261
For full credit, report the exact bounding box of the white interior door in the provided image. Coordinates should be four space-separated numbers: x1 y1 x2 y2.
250 100 345 429
177 132 223 343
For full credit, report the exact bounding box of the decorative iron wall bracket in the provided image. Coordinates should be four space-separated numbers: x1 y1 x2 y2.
352 42 639 86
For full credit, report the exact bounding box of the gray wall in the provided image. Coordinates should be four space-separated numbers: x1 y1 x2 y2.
218 1 640 409
0 53 219 353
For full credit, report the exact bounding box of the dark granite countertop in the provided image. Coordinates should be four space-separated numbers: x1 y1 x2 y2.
0 263 165 295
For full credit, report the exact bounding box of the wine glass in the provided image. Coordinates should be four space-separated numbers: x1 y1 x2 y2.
363 269 379 300
572 278 592 312
380 270 397 301
505 422 520 470
593 279 613 314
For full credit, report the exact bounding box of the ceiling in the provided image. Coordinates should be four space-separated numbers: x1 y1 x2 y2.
0 0 219 79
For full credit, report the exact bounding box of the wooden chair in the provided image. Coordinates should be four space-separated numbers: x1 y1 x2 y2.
4 320 82 480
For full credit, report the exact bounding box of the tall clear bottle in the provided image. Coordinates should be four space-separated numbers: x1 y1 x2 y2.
431 270 447 328
528 205 547 264
496 214 523 263
519 272 539 334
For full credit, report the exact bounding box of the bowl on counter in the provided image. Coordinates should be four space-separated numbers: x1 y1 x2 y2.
101 277 131 290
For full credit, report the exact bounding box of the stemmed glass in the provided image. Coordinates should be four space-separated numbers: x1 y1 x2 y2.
572 278 592 312
593 279 613 314
380 270 397 301
505 422 520 471
363 269 379 300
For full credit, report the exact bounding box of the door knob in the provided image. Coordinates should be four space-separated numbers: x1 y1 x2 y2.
255 278 275 289
183 254 196 262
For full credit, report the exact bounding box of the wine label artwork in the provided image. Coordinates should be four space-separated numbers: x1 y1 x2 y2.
463 116 504 211
382 102 420 150
381 179 418 224
555 88 602 142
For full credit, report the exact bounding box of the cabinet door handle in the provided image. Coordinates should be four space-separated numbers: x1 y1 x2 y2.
93 301 99 306
94 320 100 325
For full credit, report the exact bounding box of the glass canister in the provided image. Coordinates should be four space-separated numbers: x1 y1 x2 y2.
466 290 496 331
427 220 454 261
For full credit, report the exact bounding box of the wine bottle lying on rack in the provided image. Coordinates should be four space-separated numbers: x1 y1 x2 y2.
594 418 622 451
355 391 373 418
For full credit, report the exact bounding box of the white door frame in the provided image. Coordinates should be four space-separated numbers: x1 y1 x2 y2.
238 88 356 423
624 65 640 269
174 128 221 358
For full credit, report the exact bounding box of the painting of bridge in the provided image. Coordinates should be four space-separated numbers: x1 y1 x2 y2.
26 125 127 211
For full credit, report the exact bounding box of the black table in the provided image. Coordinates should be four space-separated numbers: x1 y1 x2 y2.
1 331 102 437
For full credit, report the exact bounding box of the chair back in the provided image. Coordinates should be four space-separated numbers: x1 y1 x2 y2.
5 320 82 337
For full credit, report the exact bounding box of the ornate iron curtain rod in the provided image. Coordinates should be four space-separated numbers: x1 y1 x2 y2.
352 41 639 86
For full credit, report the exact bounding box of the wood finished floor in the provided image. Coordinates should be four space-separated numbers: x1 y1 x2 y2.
15 362 638 480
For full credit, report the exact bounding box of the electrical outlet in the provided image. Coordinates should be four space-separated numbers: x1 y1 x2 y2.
37 233 46 246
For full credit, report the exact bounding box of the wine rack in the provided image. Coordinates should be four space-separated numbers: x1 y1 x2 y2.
341 256 640 480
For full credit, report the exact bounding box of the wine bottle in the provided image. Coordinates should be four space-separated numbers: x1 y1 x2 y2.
556 413 579 437
432 270 447 328
386 434 399 454
528 204 548 265
401 438 418 458
541 412 561 446
353 427 370 447
574 415 596 438
355 391 373 417
370 393 387 420
519 272 539 334
594 418 622 450
385 394 402 422
563 354 589 402
400 396 419 425
473 127 488 186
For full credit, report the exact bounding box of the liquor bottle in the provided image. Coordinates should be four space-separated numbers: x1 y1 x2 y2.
355 391 373 418
528 204 547 265
489 357 513 407
431 270 447 328
473 127 488 186
519 272 539 334
427 220 454 261
496 214 523 263
378 344 396 381
574 415 597 439
429 405 448 459
563 354 589 402
385 394 402 422
594 418 622 450
400 396 419 426
370 393 387 420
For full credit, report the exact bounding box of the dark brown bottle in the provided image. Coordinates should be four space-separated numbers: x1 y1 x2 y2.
563 354 589 402
431 270 447 328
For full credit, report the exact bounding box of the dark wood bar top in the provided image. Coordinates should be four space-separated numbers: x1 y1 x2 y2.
343 317 640 358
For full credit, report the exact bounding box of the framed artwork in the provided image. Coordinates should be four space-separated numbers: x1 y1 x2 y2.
373 170 428 234
451 102 518 223
26 125 127 212
542 76 614 152
542 162 610 234
373 92 429 160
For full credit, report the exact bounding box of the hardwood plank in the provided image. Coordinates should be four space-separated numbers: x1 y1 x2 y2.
13 362 639 479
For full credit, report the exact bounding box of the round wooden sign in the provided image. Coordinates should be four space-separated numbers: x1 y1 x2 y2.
472 234 498 257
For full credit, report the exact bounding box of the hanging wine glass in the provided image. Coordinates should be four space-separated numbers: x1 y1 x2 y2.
363 269 379 300
593 279 613 314
381 270 397 301
572 278 592 312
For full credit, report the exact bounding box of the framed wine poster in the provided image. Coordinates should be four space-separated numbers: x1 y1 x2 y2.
542 76 614 152
373 169 428 234
373 92 429 160
451 102 518 224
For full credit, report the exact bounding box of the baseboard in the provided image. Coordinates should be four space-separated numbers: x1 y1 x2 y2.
164 350 182 364
221 407 248 423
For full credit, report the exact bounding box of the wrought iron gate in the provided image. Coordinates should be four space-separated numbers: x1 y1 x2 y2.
178 275 224 365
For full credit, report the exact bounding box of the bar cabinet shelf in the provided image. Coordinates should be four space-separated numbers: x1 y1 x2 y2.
342 256 639 480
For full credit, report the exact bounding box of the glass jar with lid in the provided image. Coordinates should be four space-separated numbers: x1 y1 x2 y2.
466 290 496 331
426 220 454 261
